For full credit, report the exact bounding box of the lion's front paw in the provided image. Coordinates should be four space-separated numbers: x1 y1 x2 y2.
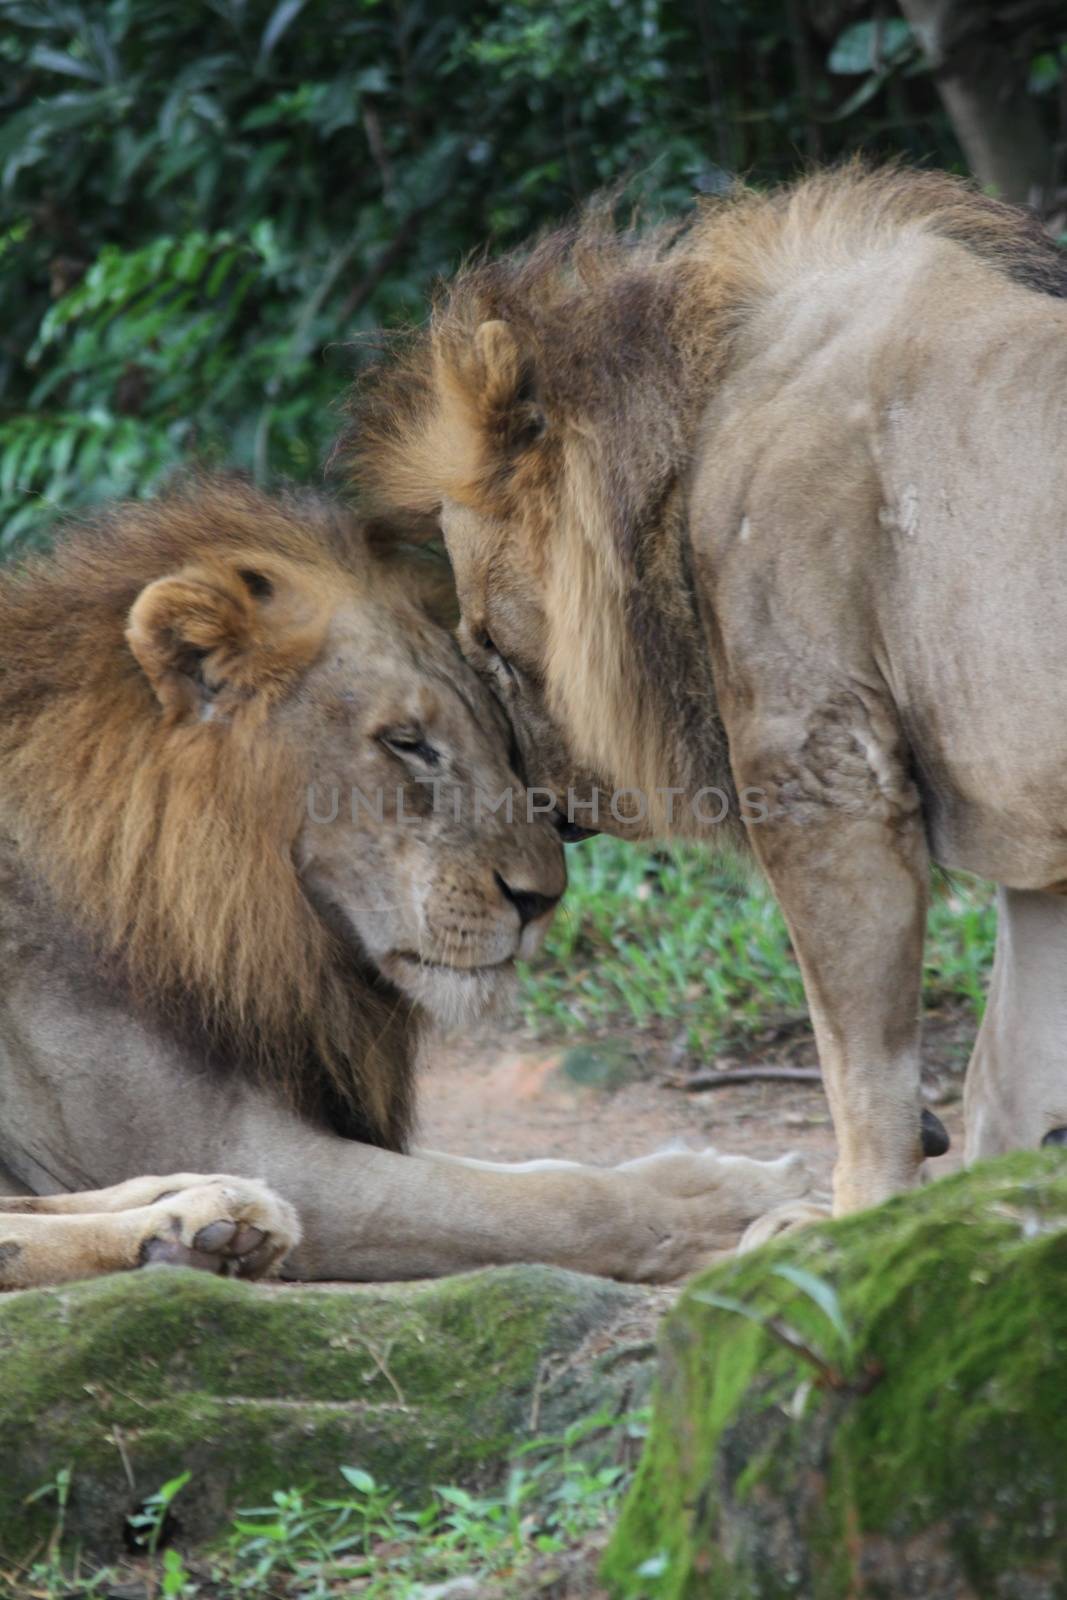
136 1178 301 1279
609 1146 818 1281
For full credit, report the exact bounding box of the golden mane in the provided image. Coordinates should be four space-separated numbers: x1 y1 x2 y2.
0 477 417 1150
341 162 1066 834
344 161 1066 521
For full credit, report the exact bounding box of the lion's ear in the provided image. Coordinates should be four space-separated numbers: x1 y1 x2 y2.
126 563 275 716
469 319 546 458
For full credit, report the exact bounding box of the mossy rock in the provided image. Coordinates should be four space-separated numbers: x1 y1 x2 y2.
604 1151 1067 1600
0 1263 662 1563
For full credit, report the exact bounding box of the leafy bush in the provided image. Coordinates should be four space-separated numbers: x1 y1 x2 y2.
3 3 1062 549
0 0 976 549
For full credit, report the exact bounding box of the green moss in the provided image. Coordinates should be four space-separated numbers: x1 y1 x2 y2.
0 1263 656 1562
604 1152 1067 1600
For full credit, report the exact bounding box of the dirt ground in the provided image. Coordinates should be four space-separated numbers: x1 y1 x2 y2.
418 1009 972 1189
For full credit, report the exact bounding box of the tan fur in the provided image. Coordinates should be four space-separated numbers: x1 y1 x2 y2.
347 163 1067 1217
0 479 422 1144
347 165 1066 838
0 1176 302 1287
0 477 817 1288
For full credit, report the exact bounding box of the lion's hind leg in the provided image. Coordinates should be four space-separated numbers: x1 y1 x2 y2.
964 887 1067 1160
0 1177 301 1289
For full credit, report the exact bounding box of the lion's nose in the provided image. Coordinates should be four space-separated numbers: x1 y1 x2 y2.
494 872 561 928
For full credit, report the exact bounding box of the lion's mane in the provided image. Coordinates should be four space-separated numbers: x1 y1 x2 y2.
346 162 1066 522
0 478 418 1150
342 162 1067 831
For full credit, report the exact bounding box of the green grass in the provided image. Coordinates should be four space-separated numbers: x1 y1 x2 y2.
519 837 998 1052
1 1414 638 1600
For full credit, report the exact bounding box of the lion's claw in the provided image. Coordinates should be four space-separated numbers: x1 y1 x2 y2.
137 1178 301 1279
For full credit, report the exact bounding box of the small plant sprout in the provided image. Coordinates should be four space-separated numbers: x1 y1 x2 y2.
127 1470 192 1560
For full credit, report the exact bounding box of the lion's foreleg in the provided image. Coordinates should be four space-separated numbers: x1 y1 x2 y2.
0 1173 246 1215
280 1141 640 1280
411 1149 587 1174
273 1132 816 1283
0 1210 155 1288
726 701 931 1217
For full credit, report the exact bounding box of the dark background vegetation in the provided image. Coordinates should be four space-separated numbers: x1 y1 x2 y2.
2 0 1065 548
0 1 1063 1055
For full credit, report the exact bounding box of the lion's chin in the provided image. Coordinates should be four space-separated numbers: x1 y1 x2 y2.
383 952 517 1031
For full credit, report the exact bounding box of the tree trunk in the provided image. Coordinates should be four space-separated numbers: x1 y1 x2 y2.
898 0 1053 207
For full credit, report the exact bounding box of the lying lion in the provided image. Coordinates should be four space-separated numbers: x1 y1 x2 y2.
347 162 1067 1220
0 477 813 1290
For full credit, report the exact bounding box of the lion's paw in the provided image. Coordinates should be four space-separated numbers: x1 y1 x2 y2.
737 1198 831 1254
608 1146 818 1281
136 1178 301 1279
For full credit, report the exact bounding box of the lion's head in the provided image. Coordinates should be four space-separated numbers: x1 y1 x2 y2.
344 164 1067 839
0 477 564 1149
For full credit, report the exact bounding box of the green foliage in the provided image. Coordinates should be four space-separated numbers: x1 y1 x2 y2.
127 1470 193 1559
0 0 992 548
2 1416 641 1598
3 4 1065 544
520 837 996 1051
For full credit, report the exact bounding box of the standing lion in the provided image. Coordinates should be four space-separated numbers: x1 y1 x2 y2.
347 163 1067 1222
0 477 813 1288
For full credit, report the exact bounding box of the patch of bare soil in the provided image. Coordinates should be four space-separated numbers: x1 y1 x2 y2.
417 1006 973 1191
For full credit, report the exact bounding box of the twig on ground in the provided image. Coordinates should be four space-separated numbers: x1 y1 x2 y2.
670 1066 823 1092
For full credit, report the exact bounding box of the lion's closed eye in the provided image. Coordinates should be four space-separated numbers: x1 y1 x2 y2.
379 728 441 765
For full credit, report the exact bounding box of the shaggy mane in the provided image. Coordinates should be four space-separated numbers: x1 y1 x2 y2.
0 477 417 1150
344 161 1066 518
339 163 1067 834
